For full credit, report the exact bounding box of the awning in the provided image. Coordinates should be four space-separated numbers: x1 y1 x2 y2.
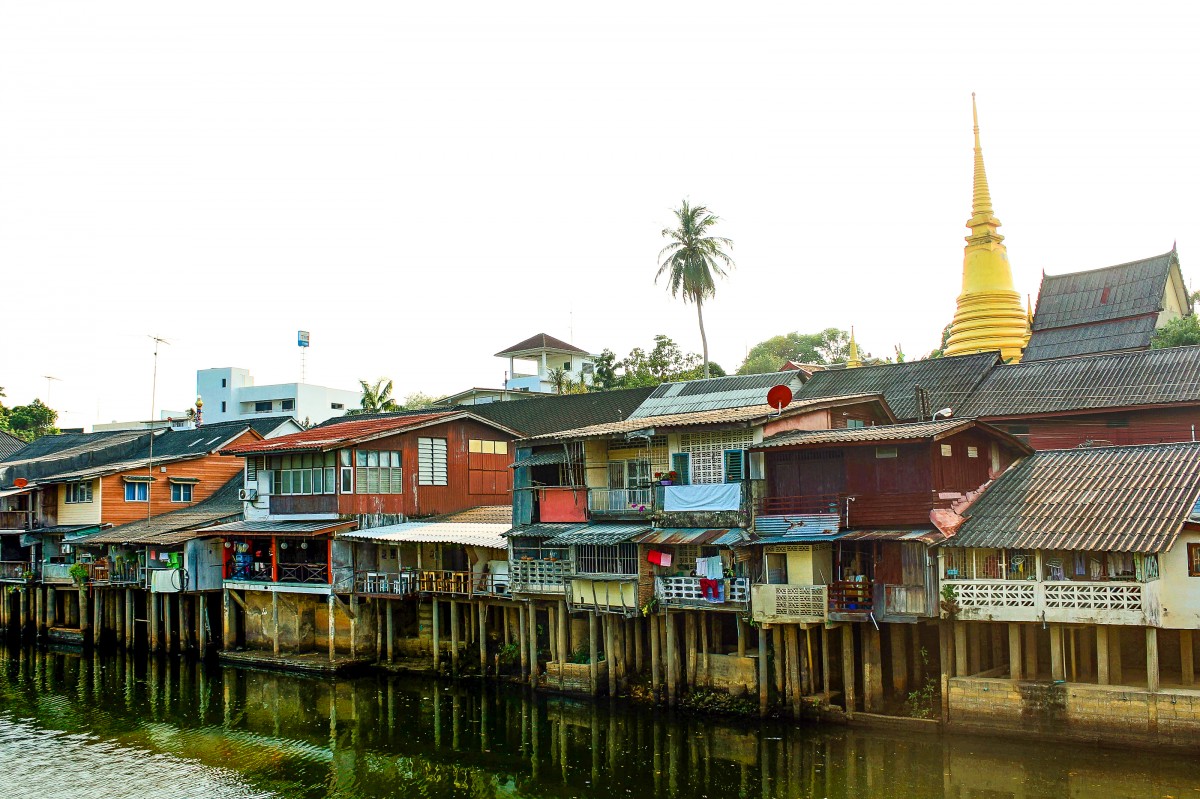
168 477 201 485
544 524 651 546
194 519 356 538
632 528 748 547
122 475 155 483
510 450 568 469
340 521 508 549
753 514 841 539
0 486 36 499
504 523 587 539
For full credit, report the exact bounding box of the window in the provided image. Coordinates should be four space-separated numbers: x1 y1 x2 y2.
221 401 227 413
967 446 979 458
281 398 295 411
221 378 227 388
576 543 638 575
678 430 755 484
766 552 789 584
65 482 93 504
940 444 953 457
270 453 338 495
124 482 148 502
356 450 403 493
331 402 344 410
418 438 448 486
670 452 691 485
876 446 898 459
1190 544 1200 577
255 401 272 413
171 483 193 502
468 439 509 455
846 419 866 429
608 459 650 489
564 361 572 371
723 450 747 482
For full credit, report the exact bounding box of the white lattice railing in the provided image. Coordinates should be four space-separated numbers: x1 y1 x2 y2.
510 559 570 594
751 583 827 623
1044 582 1142 611
656 576 750 608
945 579 1150 623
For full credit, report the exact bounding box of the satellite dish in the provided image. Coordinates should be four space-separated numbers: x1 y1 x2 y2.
13 478 27 488
767 385 793 413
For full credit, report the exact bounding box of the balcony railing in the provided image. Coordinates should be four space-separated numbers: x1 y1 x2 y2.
90 563 143 586
655 576 750 609
510 559 570 594
944 579 1150 624
587 487 657 516
224 561 330 585
751 583 827 623
415 569 511 598
354 569 419 597
0 511 34 531
42 563 75 584
0 561 33 582
828 580 873 614
758 491 948 527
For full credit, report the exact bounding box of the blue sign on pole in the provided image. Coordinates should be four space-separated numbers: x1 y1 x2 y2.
298 330 310 348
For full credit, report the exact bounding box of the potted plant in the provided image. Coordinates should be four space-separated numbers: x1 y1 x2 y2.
68 562 89 586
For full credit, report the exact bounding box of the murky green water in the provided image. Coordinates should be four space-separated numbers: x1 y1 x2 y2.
1 645 1198 798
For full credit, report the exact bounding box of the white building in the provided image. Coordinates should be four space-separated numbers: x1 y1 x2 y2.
196 367 362 426
496 333 596 394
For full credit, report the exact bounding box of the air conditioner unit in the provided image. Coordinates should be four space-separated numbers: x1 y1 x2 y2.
238 487 259 502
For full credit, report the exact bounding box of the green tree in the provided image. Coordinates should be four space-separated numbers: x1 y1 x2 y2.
351 378 400 414
736 329 853 374
400 391 439 410
657 200 735 379
617 335 724 387
591 349 622 391
4 398 59 442
1151 315 1200 349
923 323 954 359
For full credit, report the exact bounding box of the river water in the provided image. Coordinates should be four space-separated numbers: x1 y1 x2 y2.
1 645 1198 799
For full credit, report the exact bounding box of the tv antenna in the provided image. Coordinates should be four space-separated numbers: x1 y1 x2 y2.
42 375 60 405
147 335 170 523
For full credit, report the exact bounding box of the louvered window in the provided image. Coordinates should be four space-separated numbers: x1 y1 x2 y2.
418 438 448 486
723 450 747 483
670 453 690 485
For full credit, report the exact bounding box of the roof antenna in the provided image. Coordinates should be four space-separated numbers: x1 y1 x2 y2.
147 335 170 524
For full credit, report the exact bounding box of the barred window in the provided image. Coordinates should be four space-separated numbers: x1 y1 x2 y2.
418 438 448 486
575 543 638 576
355 450 403 494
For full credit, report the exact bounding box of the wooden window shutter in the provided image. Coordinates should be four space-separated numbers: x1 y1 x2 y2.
671 452 691 485
723 450 746 483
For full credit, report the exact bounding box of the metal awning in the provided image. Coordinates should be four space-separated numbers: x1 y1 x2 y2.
510 450 568 469
504 523 586 539
544 524 651 546
632 528 748 547
0 486 36 499
122 475 155 483
168 476 201 484
194 519 356 538
340 521 509 549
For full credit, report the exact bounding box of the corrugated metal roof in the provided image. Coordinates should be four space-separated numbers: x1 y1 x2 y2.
510 450 568 468
754 514 841 537
838 528 941 543
628 373 806 420
429 505 512 525
756 418 992 449
194 519 356 537
1032 250 1179 332
76 476 243 546
631 528 748 546
525 395 888 442
544 523 651 546
340 521 509 549
956 345 1200 418
952 442 1200 553
794 352 999 421
0 431 25 459
220 412 462 455
504 523 586 539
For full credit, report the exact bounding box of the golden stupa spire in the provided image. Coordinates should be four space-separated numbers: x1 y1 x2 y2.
944 94 1030 361
846 326 863 369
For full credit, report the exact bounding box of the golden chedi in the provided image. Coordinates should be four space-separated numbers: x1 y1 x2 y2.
944 95 1030 360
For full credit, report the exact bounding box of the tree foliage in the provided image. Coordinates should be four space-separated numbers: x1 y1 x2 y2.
657 200 734 379
591 335 724 390
736 329 854 374
351 378 400 414
399 391 440 410
1151 315 1200 349
0 396 59 442
923 323 954 359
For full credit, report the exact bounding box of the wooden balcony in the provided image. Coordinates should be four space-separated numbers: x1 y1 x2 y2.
655 576 749 611
0 511 34 530
828 580 872 615
751 583 827 623
415 569 511 599
225 560 330 585
944 579 1154 625
0 561 32 583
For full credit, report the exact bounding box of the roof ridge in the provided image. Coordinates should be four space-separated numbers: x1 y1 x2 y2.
1005 342 1200 368
1040 248 1177 281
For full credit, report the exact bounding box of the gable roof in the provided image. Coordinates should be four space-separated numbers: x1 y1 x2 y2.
794 352 1000 421
220 411 521 456
1024 249 1186 362
527 394 892 443
951 442 1200 553
495 333 590 357
0 431 27 459
628 372 807 420
755 418 1031 453
467 387 656 437
76 476 244 546
956 345 1200 418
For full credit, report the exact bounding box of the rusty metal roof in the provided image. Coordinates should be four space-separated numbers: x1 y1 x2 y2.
952 442 1200 553
632 528 748 547
194 519 356 537
629 372 807 420
76 477 243 546
544 523 650 546
755 418 1031 452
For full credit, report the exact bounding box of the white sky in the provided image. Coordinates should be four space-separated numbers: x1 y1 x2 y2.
2 2 1198 430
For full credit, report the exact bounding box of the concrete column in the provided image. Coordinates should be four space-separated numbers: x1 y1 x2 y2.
164 593 174 654
558 600 569 690
862 624 883 713
433 597 442 672
1007 623 1022 680
223 589 234 652
841 624 856 715
1049 624 1064 681
272 591 281 655
1096 625 1110 685
149 593 160 652
605 614 617 696
738 617 748 658
758 626 769 716
528 603 539 689
650 615 661 693
1146 627 1160 692
386 600 396 663
890 625 908 696
588 612 599 696
450 600 460 674
1110 626 1123 684
547 602 558 664
349 594 359 658
327 593 336 660
1182 629 1194 686
953 622 967 677
79 587 90 647
46 586 57 632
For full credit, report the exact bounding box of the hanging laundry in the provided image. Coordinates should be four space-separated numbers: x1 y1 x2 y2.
699 578 719 600
707 556 724 580
694 557 708 577
646 550 673 568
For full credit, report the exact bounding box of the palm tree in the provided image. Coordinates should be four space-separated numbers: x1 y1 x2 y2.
657 200 735 378
354 378 400 414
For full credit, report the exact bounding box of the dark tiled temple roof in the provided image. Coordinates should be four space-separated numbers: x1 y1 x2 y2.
956 345 1200 418
794 352 999 421
952 442 1200 553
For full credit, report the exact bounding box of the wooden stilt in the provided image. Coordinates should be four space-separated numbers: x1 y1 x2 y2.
433 597 442 672
684 613 696 688
148 592 159 652
738 617 748 658
700 614 710 689
1096 625 1110 685
558 599 569 690
786 626 801 716
450 599 460 675
272 591 281 655
529 602 539 688
1146 627 1160 692
758 625 769 716
665 612 677 706
198 593 207 657
1023 624 1038 679
327 593 336 660
477 602 487 675
605 614 616 696
387 600 395 663
634 616 644 675
349 594 359 658
890 625 908 697
1008 623 1022 680
223 589 234 652
821 625 832 703
650 614 661 693
862 624 882 713
1049 624 1065 681
841 624 856 715
773 627 785 697
588 612 599 695
804 627 815 696
954 622 967 676
1110 626 1124 684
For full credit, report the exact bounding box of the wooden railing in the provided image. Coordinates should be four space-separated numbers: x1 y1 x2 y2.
354 569 419 597
758 491 946 527
828 580 872 614
415 569 510 598
0 561 32 581
0 511 34 530
655 576 750 609
278 563 329 585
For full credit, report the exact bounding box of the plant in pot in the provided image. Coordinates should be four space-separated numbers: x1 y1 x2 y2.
68 562 89 585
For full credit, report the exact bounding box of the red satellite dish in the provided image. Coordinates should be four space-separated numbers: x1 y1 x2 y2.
13 478 27 488
767 385 793 411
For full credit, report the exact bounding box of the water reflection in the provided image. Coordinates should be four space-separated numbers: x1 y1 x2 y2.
1 645 1198 799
